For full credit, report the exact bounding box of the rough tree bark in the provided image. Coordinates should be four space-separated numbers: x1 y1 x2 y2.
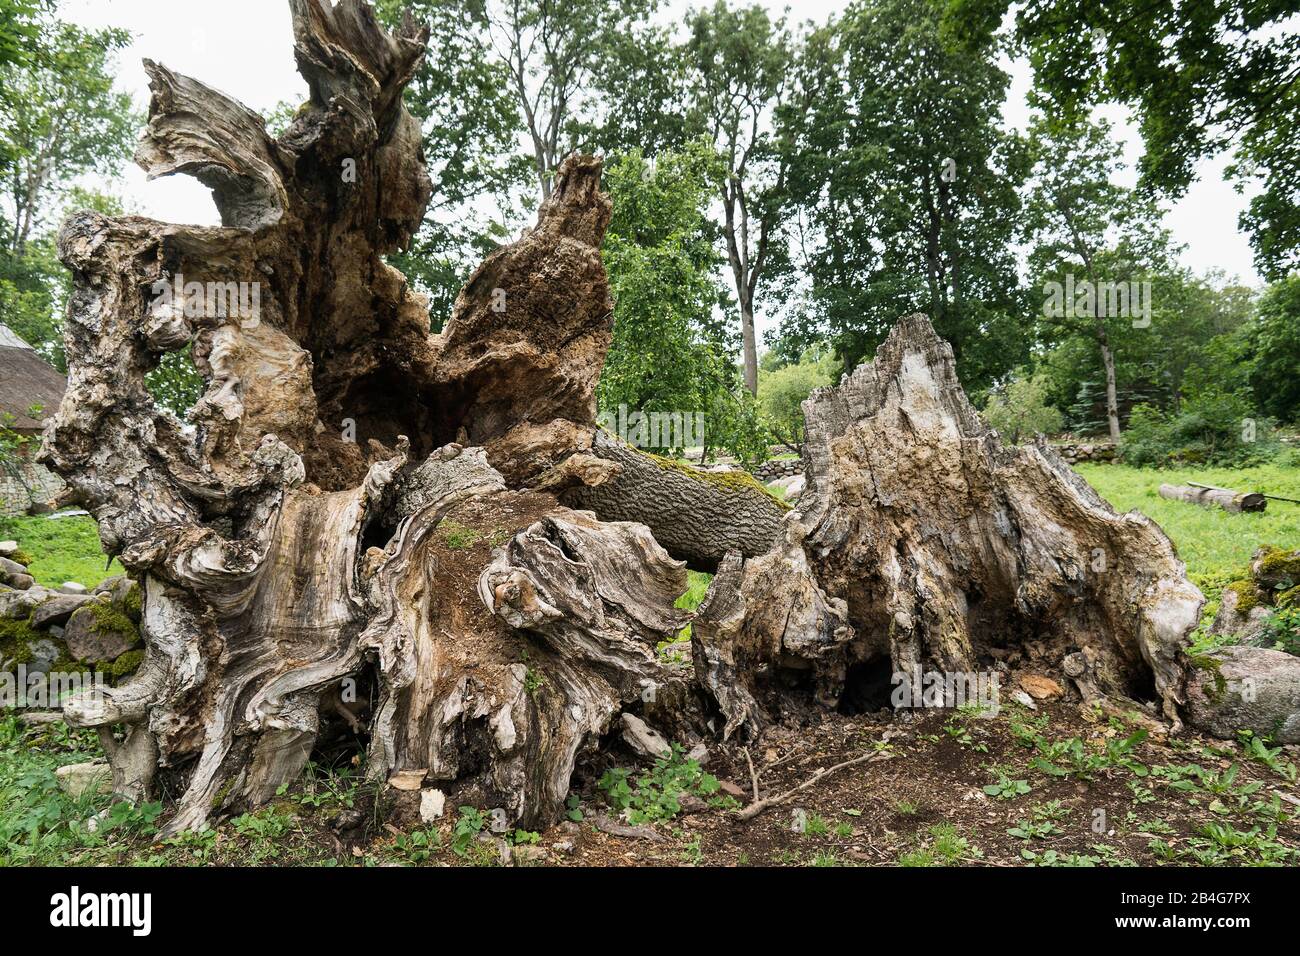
694 315 1205 736
37 1 1225 837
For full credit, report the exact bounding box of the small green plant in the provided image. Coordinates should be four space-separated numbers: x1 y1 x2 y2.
1021 848 1099 867
597 744 721 825
393 826 441 863
803 813 829 836
451 806 487 856
564 793 583 822
440 521 483 549
1240 732 1298 782
983 774 1031 800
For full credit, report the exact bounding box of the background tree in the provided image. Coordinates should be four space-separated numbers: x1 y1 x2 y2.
757 345 838 452
0 11 136 366
597 142 737 447
980 367 1063 444
782 0 1029 395
1004 0 1300 279
486 0 650 201
1024 106 1171 441
1244 275 1300 423
684 0 795 395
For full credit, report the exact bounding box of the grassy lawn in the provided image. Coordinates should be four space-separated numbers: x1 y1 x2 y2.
1076 461 1300 604
0 514 123 589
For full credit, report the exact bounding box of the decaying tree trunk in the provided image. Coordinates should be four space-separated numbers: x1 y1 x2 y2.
1158 483 1267 514
694 315 1205 734
37 0 1225 836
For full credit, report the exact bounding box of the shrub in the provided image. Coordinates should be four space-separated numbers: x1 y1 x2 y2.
1119 388 1280 467
981 368 1064 444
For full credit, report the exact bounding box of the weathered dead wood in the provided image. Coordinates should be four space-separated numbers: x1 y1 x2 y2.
696 315 1205 733
36 1 1233 838
735 748 894 821
1159 483 1266 513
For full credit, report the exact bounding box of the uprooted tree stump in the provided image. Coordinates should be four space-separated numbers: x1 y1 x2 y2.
36 0 1271 836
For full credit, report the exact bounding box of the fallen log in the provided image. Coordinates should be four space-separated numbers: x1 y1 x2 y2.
1158 483 1266 513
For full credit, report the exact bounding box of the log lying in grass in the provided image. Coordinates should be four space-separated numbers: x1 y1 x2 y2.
1158 483 1267 513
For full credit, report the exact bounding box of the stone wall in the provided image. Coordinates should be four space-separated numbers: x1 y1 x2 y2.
0 458 64 516
1051 441 1117 465
752 457 804 482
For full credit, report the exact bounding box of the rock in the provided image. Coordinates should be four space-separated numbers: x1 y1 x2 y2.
553 839 575 855
620 712 671 761
55 760 112 798
687 742 710 765
1251 546 1300 592
3 572 34 591
0 541 19 559
510 845 548 865
718 779 745 797
63 604 140 663
0 585 51 620
30 594 93 630
1210 585 1274 645
0 557 26 577
418 788 446 823
58 581 88 595
1019 674 1064 701
92 574 126 595
25 638 63 677
1187 646 1300 743
784 475 806 501
1011 690 1037 710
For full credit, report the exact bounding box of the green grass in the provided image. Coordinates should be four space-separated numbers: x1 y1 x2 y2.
1076 461 1300 602
0 514 122 589
669 570 713 644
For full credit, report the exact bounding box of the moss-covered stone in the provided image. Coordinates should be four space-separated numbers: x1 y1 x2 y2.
0 616 40 665
9 549 33 567
1253 546 1300 588
1226 578 1261 613
120 580 143 622
1277 586 1300 610
64 600 141 664
1186 651 1228 703
102 648 145 678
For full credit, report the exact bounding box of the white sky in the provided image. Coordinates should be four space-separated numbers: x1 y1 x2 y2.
63 0 1263 341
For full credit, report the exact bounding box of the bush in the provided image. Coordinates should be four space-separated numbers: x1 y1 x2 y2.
1119 388 1280 467
757 350 838 451
981 368 1064 444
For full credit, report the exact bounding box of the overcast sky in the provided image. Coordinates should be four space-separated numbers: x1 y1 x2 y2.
63 0 1263 337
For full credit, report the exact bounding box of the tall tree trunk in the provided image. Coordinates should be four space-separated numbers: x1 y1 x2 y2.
740 296 758 396
1099 330 1121 442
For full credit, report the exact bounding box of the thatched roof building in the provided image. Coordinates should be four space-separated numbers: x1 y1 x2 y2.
0 323 66 435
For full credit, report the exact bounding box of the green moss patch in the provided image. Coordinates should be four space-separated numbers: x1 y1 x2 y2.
1226 578 1261 613
646 453 791 510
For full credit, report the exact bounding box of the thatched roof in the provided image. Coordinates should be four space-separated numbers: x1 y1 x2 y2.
0 323 66 433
